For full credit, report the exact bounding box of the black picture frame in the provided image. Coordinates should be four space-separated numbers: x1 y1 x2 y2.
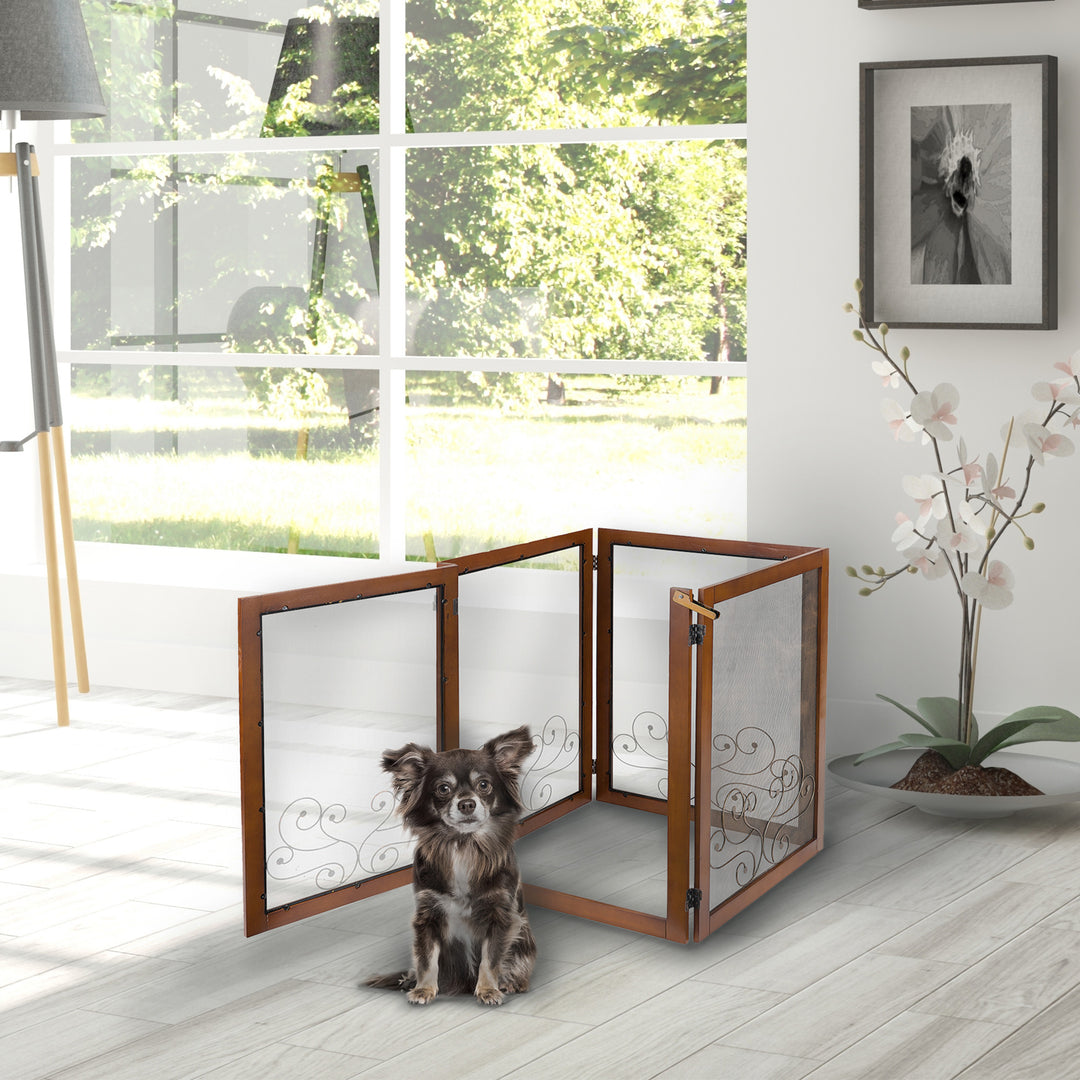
859 55 1057 330
859 1 1052 9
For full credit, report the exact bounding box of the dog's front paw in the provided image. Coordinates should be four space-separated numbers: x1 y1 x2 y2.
475 985 504 1007
407 986 438 1006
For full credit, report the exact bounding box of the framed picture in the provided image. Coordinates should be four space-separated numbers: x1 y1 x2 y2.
860 56 1057 330
859 1 1052 9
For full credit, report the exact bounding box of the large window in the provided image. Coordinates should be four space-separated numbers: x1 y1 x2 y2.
60 0 748 562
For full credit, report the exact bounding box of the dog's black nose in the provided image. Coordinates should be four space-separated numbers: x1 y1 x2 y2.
457 798 476 816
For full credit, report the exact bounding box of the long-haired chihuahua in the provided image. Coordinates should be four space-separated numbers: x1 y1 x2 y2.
364 725 537 1006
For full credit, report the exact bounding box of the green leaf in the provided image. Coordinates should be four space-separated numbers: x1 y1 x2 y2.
877 693 956 739
853 733 969 770
853 740 917 765
968 711 1075 765
915 696 967 740
991 707 1080 751
895 733 971 770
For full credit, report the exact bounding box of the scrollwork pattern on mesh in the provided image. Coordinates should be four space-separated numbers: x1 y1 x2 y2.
518 714 581 812
611 710 670 798
267 716 582 893
709 726 815 894
266 788 414 893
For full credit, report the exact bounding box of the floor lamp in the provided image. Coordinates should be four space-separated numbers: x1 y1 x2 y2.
0 1 106 725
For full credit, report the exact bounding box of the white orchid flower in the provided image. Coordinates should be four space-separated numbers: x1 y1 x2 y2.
961 560 1015 609
881 398 917 442
891 512 918 550
956 437 982 486
902 473 948 530
902 541 950 580
980 451 1016 504
872 359 901 389
910 383 959 442
937 505 983 555
1054 352 1080 379
1032 380 1080 405
958 498 984 528
1023 423 1075 466
1003 410 1040 442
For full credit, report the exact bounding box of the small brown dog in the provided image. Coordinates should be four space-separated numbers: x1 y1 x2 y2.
365 725 537 1006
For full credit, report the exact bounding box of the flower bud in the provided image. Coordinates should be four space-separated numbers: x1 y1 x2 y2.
879 323 889 336
858 587 872 596
854 278 864 292
876 567 886 576
845 565 858 577
900 346 910 361
986 526 996 540
907 566 919 574
1032 502 1045 513
861 564 874 575
1024 536 1035 550
853 329 864 342
843 302 854 313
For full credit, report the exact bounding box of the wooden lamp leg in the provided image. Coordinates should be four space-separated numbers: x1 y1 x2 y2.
51 424 89 693
36 431 70 726
14 141 90 719
11 142 89 721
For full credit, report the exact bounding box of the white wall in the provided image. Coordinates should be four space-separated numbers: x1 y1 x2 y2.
748 0 1080 757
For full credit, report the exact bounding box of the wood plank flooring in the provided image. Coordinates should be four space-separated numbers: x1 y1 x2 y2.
1 676 1078 1079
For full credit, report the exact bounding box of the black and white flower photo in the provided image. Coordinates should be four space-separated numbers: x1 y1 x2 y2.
910 103 1012 286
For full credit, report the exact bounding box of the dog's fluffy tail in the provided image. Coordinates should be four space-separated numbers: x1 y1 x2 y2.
363 970 416 991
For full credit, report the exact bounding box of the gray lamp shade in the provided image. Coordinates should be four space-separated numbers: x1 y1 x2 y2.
0 0 105 120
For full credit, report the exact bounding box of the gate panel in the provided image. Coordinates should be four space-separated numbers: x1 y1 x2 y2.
511 586 693 942
597 530 819 812
692 551 828 941
447 531 593 835
239 566 457 935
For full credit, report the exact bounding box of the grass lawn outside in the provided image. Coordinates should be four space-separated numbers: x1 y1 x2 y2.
69 372 746 559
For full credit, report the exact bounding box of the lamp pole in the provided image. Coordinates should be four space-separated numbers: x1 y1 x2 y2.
0 0 105 725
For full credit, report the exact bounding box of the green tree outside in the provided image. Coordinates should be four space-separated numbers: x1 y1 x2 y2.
66 1 748 556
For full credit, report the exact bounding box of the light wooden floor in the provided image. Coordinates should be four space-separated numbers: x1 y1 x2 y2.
2 677 1079 1080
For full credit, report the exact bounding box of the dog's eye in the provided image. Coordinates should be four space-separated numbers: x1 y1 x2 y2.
476 778 491 792
435 782 452 797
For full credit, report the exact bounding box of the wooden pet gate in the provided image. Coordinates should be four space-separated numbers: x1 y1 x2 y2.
238 529 828 944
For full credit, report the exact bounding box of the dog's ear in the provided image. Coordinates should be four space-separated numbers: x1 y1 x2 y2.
380 743 434 808
483 725 534 778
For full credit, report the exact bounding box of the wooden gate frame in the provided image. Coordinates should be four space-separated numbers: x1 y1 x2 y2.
690 550 829 942
238 529 828 943
238 565 459 936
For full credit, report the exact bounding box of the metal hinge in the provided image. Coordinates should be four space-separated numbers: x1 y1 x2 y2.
688 623 706 646
591 758 597 775
592 554 599 571
686 887 702 910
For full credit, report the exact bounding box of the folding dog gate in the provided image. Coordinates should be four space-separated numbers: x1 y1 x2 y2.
238 529 828 943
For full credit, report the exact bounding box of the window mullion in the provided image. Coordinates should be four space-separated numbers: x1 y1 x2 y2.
379 0 408 563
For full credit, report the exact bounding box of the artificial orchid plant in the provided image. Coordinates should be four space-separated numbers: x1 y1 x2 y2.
846 282 1080 771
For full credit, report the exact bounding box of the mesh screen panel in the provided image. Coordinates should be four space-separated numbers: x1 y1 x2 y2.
457 549 583 818
260 590 439 910
707 574 817 908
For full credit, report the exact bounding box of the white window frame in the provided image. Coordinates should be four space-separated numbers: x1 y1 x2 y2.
45 4 748 569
